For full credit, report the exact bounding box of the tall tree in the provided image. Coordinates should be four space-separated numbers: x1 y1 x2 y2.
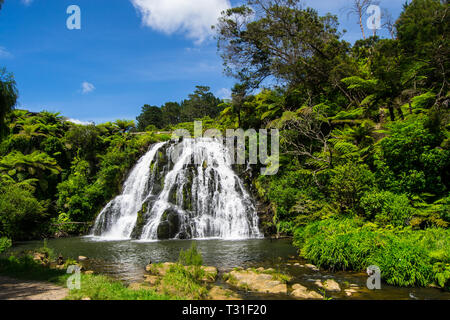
216 0 353 105
0 68 18 140
161 102 181 126
180 86 222 122
136 105 163 131
345 0 373 40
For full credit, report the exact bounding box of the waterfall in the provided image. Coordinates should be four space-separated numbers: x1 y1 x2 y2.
91 138 262 241
91 142 167 240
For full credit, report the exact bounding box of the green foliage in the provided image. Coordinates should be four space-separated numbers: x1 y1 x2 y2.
136 86 223 130
0 252 177 300
368 233 433 287
375 115 448 196
0 183 47 240
67 274 175 300
0 237 11 254
0 254 66 282
360 191 413 227
178 242 203 267
410 196 450 229
0 68 18 139
37 239 55 260
161 263 208 299
295 219 450 288
295 218 381 271
329 163 375 213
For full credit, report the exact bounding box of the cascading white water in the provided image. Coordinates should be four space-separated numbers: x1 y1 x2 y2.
92 138 262 241
91 142 167 239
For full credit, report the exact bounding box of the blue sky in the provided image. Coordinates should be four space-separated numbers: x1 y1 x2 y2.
0 0 405 124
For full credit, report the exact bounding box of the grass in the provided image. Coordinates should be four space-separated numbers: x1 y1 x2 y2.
66 274 175 300
159 263 208 300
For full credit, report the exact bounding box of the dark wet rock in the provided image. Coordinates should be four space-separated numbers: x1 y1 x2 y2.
157 208 180 240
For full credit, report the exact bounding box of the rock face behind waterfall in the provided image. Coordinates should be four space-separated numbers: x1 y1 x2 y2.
92 138 262 240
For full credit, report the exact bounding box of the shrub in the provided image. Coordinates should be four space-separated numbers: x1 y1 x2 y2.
369 234 433 287
294 217 449 288
0 183 47 240
0 237 11 254
329 163 375 213
360 191 413 227
0 254 66 282
296 218 384 271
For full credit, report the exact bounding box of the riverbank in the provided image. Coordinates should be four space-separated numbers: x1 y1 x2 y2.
3 237 449 300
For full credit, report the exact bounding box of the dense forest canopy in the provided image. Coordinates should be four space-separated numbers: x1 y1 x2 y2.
135 86 224 131
0 0 449 290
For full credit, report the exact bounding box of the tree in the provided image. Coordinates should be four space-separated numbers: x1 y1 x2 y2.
396 0 449 97
215 0 353 104
270 106 333 172
180 86 222 122
382 8 397 40
344 0 373 40
220 83 248 128
0 151 62 196
136 105 163 131
114 120 135 133
0 68 18 140
161 102 181 126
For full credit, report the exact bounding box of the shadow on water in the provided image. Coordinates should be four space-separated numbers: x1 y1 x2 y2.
9 237 450 300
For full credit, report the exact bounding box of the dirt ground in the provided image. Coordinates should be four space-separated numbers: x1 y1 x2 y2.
0 276 68 300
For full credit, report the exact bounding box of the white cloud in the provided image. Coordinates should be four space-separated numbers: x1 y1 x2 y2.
130 0 231 44
0 47 13 59
67 118 94 126
81 81 95 94
216 87 231 100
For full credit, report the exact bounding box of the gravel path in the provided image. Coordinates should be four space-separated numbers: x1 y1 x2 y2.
0 276 68 300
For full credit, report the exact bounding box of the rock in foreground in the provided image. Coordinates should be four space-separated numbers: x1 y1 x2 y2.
224 268 288 294
291 284 323 299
